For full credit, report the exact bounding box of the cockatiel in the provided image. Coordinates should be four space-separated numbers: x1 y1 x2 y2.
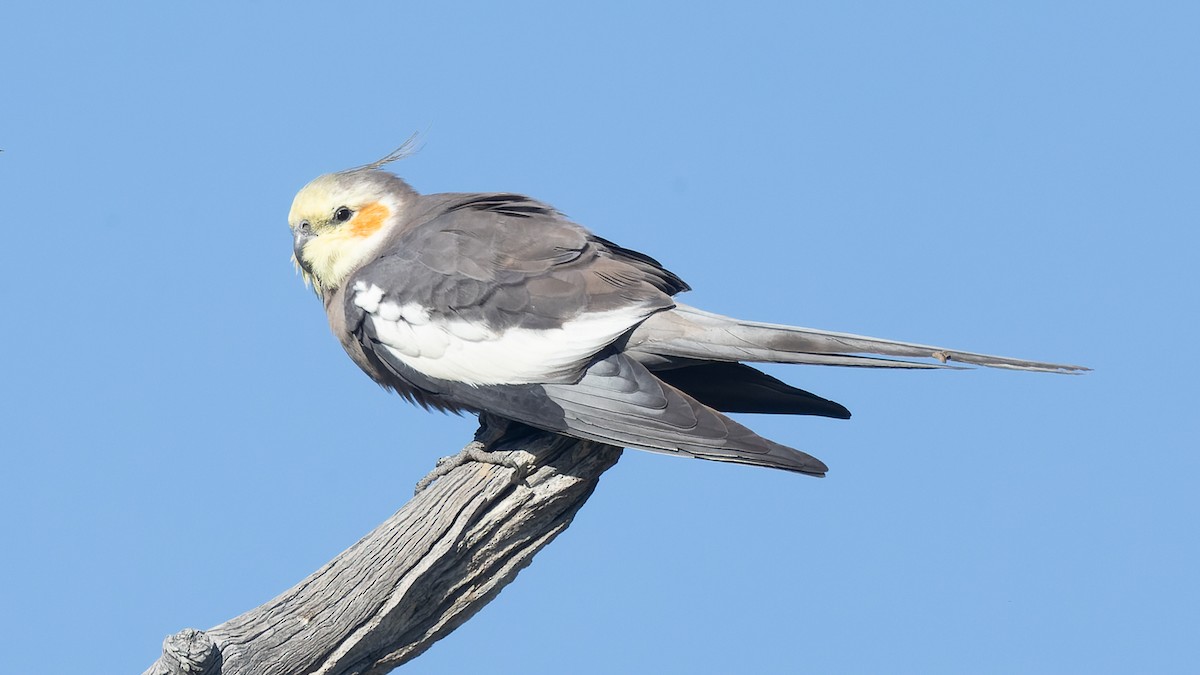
289 150 1085 477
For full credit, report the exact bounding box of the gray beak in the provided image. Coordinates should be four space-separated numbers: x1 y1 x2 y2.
293 230 315 275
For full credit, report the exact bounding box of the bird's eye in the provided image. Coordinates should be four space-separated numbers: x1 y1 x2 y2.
333 207 353 223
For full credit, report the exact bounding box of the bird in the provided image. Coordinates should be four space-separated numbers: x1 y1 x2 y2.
288 147 1087 477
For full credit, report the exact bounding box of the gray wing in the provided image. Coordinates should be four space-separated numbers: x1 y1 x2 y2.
361 343 830 476
343 194 827 474
352 194 682 333
343 193 681 400
542 352 829 475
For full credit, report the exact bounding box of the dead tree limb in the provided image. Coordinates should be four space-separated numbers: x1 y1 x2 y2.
144 415 623 675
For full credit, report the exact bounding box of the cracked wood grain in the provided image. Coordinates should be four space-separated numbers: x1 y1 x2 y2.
144 415 622 675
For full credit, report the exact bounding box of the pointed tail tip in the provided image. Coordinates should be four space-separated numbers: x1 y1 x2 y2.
985 362 1093 375
761 453 827 477
798 458 829 478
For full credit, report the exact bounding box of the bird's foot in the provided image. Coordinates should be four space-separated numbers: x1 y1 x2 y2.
413 441 534 494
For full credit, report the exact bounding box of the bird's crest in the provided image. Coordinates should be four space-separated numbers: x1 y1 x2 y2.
342 134 423 174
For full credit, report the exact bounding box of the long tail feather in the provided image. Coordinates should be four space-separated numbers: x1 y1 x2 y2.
627 304 1089 374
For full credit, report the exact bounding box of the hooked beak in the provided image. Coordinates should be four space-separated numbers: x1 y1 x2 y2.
293 230 315 275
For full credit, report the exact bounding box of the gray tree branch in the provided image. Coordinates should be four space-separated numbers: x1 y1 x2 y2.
144 415 623 675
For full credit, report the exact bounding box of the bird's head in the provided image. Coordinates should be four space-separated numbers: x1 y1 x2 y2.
288 168 416 298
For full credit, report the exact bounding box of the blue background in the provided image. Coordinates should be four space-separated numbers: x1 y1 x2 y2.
2 2 1196 673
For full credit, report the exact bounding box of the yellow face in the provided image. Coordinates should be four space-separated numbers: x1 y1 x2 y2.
288 172 401 294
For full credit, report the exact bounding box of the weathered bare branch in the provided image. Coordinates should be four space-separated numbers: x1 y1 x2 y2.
144 415 623 675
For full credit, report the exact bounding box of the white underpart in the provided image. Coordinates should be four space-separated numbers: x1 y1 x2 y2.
353 283 654 385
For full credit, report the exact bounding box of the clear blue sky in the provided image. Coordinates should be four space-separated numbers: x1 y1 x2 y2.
2 2 1196 673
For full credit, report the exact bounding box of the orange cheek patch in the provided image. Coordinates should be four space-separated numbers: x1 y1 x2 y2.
349 201 390 237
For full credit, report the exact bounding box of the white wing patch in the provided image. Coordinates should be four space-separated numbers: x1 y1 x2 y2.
353 282 655 386
352 282 385 313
